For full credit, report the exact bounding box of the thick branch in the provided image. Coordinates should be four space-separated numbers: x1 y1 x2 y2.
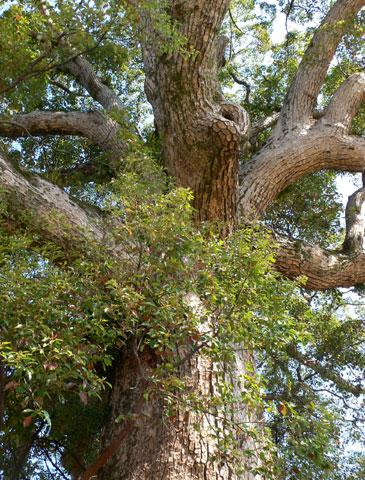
0 150 105 246
0 111 123 158
274 233 365 290
275 0 365 134
239 128 365 220
63 57 127 115
324 72 365 132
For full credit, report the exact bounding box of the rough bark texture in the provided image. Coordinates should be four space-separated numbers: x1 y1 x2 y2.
98 316 264 480
239 73 365 220
0 149 105 244
0 0 364 479
142 0 249 225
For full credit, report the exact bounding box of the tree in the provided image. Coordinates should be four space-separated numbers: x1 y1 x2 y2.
0 0 364 479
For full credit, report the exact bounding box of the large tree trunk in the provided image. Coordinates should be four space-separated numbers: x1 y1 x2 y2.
96 1 365 478
97 342 262 480
142 1 249 226
96 2 262 479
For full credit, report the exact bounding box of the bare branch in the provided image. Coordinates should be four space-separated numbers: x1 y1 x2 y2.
49 79 75 95
275 0 365 134
228 8 244 35
229 71 251 103
249 113 280 139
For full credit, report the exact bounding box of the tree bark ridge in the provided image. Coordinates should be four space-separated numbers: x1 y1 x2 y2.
0 150 105 246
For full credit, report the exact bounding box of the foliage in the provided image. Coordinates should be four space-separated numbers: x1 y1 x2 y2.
0 157 295 476
1 155 364 478
260 288 365 479
264 171 344 248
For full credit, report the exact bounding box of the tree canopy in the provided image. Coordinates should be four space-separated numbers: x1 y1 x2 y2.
0 1 364 479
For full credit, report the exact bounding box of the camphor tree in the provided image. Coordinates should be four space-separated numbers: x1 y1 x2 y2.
0 0 364 479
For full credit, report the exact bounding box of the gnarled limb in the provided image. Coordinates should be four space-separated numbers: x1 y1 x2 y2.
273 233 365 290
239 65 365 290
239 66 365 219
275 172 365 286
247 110 326 146
274 0 365 136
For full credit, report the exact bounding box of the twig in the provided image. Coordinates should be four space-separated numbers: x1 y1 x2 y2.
228 9 244 35
229 71 251 103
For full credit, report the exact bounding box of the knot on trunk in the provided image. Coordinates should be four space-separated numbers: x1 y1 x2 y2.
218 102 250 137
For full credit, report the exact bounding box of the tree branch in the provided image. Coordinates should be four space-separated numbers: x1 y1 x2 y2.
0 31 69 95
239 128 365 220
249 113 281 140
324 72 365 132
273 233 365 290
342 182 365 252
248 109 325 142
285 344 363 397
0 150 106 248
229 71 251 103
275 0 365 134
80 389 147 480
63 56 128 115
35 0 127 115
0 111 123 158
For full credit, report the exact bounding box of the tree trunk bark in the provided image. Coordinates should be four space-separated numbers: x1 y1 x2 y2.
98 342 264 480
93 2 365 478
141 1 249 227
96 4 262 476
